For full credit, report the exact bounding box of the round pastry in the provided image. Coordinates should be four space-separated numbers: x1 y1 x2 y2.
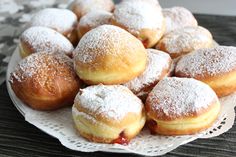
28 8 78 45
70 0 114 20
77 10 113 38
72 85 146 144
145 77 220 135
111 0 165 48
124 49 172 100
163 6 198 34
175 46 236 97
74 25 147 85
156 26 213 59
19 26 74 58
10 52 81 110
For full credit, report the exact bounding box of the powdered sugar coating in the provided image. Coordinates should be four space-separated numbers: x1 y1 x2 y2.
79 10 112 28
147 77 218 119
163 7 198 34
75 85 143 121
20 26 74 56
29 8 77 33
74 25 142 63
71 0 114 18
176 46 236 77
157 26 213 56
113 0 163 33
124 49 171 95
10 52 74 84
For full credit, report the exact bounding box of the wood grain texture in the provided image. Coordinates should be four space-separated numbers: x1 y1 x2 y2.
0 15 236 157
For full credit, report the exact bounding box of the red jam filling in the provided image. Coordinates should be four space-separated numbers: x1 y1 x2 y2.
112 131 129 145
147 120 158 135
142 39 149 48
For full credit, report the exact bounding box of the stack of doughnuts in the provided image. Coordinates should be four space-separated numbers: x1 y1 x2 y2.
10 0 235 145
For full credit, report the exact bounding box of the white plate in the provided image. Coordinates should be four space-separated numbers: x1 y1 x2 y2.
6 48 236 156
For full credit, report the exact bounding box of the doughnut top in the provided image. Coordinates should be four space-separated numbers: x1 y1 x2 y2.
79 10 112 28
74 25 144 63
113 0 163 33
29 8 77 33
163 6 198 33
146 77 218 120
71 0 114 17
20 26 74 56
158 26 212 56
75 85 143 121
176 46 236 77
10 52 74 84
124 49 171 94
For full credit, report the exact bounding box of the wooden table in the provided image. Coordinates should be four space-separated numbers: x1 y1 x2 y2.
0 14 236 157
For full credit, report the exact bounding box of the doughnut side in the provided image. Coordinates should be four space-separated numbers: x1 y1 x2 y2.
146 100 220 135
72 106 146 144
74 53 147 85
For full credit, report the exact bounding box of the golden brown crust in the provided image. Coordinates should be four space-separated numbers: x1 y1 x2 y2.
10 52 81 110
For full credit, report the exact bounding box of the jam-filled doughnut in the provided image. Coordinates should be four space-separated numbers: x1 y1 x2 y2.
19 26 74 58
112 0 165 48
28 8 78 46
72 85 146 144
124 49 172 100
70 0 114 20
163 6 198 34
77 10 113 38
175 46 236 97
10 52 81 110
145 77 220 135
156 26 213 59
74 25 147 85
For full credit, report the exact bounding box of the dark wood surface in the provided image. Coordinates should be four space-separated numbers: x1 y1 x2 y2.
0 15 236 157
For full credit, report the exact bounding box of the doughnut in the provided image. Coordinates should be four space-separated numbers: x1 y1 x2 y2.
175 46 236 97
145 77 220 135
111 0 165 48
70 0 114 20
74 25 147 85
72 85 146 144
19 26 74 58
156 26 213 59
163 7 198 34
124 49 172 100
28 8 78 46
77 10 112 38
9 52 81 111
